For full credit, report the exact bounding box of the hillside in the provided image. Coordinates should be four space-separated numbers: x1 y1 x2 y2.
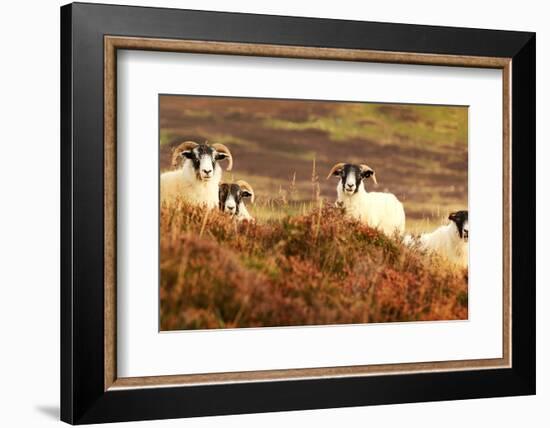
159 95 468 232
160 200 468 331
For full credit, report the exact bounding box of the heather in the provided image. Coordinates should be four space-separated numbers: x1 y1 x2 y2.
160 200 468 330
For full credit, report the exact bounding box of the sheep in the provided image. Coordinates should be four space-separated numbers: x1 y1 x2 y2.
218 180 255 222
413 210 469 268
327 162 405 236
160 141 233 208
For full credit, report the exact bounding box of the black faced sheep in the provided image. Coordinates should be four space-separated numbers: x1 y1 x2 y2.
327 162 406 235
218 180 255 221
160 141 233 208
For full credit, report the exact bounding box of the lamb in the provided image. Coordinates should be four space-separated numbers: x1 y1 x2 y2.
327 162 405 236
160 141 233 208
218 180 255 222
414 210 469 268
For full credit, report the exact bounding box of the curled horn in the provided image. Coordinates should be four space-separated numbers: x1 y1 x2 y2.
236 180 255 203
212 143 233 171
360 164 377 184
326 162 346 180
171 141 198 168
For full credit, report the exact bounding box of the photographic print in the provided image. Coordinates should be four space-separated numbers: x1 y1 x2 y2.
159 95 469 331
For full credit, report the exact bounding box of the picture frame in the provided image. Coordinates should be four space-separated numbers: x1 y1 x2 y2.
60 2 535 424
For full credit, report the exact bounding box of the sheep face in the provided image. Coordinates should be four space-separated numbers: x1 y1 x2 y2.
449 210 469 241
219 183 253 216
181 143 229 181
328 163 376 196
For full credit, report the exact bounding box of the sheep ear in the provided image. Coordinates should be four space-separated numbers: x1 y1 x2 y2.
448 211 458 222
171 141 198 167
236 180 255 203
326 162 345 179
212 143 233 171
241 190 254 202
360 164 377 184
448 211 468 226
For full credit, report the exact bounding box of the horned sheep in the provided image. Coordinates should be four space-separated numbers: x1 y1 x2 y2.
218 180 255 222
327 162 406 236
160 141 233 208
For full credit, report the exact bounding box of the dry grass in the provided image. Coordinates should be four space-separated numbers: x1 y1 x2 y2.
160 199 468 331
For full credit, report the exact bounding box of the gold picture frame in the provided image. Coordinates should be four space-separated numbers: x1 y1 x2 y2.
103 36 512 391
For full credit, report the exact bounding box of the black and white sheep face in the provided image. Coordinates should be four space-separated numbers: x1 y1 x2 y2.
329 163 376 195
182 144 229 181
219 183 253 216
449 210 469 241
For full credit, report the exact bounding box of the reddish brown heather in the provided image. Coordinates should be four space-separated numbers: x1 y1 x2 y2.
160 199 468 330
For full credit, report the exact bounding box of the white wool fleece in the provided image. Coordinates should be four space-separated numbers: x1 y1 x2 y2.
160 160 222 209
419 222 468 268
337 181 406 236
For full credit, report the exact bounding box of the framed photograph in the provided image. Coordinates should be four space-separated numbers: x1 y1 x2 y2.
61 2 535 424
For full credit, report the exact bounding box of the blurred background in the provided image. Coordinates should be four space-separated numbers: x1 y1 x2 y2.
160 95 468 233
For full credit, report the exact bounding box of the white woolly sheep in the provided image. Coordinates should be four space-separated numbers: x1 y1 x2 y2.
415 210 469 268
218 180 255 222
160 141 233 208
327 162 406 236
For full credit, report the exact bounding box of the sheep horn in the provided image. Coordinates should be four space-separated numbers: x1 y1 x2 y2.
212 143 233 171
326 162 345 180
360 164 377 184
236 180 255 203
171 141 199 168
